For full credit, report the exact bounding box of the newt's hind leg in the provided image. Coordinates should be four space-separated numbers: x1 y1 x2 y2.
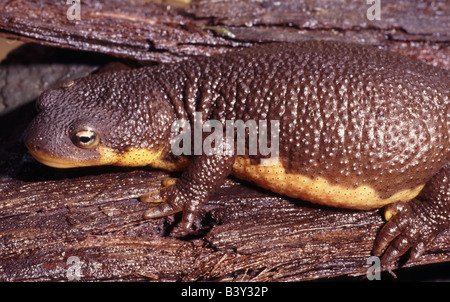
373 165 449 264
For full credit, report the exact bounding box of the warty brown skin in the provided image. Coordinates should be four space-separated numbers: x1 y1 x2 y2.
24 41 449 264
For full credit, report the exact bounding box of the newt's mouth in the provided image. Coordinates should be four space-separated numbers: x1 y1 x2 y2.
26 143 169 169
26 148 90 168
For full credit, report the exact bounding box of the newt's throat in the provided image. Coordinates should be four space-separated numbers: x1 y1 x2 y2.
27 148 89 168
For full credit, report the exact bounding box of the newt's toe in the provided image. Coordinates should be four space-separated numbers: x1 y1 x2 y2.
383 201 408 221
143 202 182 219
162 177 178 187
140 188 167 203
140 178 178 203
141 179 184 220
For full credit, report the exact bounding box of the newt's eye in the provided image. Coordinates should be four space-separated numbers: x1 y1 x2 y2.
71 128 99 149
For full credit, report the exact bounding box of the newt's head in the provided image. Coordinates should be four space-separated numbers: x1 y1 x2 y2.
24 71 175 168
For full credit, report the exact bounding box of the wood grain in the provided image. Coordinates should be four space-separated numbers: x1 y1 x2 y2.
0 0 448 68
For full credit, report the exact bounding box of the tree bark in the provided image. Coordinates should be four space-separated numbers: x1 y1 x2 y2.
0 0 449 281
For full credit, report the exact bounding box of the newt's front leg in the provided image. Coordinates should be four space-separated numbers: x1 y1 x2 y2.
142 143 236 233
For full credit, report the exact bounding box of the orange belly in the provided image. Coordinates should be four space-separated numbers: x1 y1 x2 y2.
232 157 425 210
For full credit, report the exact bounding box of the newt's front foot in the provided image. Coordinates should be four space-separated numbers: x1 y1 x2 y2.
141 178 204 233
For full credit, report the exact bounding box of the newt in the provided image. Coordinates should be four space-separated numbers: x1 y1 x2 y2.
24 41 449 264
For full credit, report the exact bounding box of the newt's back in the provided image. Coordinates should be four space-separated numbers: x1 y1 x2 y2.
167 41 448 209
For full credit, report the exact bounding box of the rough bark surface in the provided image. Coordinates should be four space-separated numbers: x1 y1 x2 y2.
1 167 449 281
0 0 449 281
0 0 448 67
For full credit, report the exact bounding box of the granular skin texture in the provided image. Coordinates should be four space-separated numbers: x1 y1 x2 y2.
24 41 449 262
